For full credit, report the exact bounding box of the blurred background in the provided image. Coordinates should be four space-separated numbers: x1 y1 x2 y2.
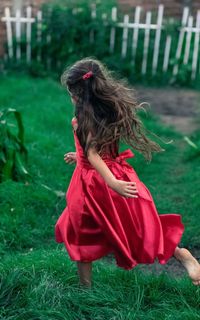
0 1 200 319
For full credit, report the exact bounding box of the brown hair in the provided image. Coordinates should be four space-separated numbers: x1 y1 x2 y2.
61 57 164 161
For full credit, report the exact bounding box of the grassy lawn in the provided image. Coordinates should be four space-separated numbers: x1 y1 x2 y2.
1 249 200 320
0 73 200 319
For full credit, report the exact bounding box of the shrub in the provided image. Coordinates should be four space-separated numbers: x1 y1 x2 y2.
0 108 32 183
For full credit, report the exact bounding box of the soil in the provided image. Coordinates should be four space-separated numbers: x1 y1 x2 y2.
103 248 200 279
103 86 200 278
135 86 200 134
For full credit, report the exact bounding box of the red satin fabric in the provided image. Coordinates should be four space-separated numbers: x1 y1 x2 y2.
55 118 184 269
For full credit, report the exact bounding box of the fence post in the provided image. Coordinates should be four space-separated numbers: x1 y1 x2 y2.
191 10 200 80
2 7 13 59
110 7 117 53
183 15 193 65
15 9 21 60
142 11 151 74
26 6 32 63
163 35 172 72
172 7 189 76
131 6 141 66
152 4 164 75
121 14 129 58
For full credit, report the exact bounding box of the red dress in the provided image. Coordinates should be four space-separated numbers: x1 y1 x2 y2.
55 118 184 270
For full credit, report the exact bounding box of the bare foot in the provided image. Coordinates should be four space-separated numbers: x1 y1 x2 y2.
174 247 200 286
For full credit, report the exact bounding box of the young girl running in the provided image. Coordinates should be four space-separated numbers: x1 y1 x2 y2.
55 58 200 288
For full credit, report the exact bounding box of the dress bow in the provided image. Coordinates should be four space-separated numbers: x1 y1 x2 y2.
114 149 134 169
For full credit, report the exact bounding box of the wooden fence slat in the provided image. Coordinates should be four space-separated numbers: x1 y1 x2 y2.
26 6 32 63
142 11 151 74
191 10 200 79
15 9 21 60
163 35 172 72
131 6 141 66
152 4 164 75
121 14 129 58
118 22 163 30
172 7 189 76
109 7 117 53
183 15 193 65
2 7 13 58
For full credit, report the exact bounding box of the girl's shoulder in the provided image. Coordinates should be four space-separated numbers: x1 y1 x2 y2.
71 117 77 123
71 117 78 130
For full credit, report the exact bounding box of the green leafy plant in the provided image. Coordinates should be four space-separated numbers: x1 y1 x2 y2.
0 108 32 183
183 135 200 160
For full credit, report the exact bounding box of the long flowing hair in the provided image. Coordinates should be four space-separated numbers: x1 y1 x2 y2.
61 57 164 161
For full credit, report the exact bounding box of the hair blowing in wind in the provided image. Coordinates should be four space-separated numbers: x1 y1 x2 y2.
61 57 164 161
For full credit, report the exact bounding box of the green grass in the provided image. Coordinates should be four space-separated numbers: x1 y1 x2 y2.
0 73 200 319
1 249 200 320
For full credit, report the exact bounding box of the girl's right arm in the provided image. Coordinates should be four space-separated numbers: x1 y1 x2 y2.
64 118 78 164
64 152 77 164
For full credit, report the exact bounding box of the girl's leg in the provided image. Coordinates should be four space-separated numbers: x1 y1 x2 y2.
76 261 92 288
173 246 200 285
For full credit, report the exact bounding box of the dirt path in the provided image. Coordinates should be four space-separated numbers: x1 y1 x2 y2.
135 86 200 134
136 87 200 277
103 248 200 279
103 86 200 278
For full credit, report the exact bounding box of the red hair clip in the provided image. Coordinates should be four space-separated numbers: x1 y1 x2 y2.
82 71 93 80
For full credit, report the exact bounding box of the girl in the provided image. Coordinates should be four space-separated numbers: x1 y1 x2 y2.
55 57 200 288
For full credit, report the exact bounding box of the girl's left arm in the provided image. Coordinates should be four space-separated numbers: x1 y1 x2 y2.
87 148 117 189
87 148 138 198
86 132 116 188
85 131 137 198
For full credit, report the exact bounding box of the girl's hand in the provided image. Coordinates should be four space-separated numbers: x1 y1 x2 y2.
64 152 77 164
111 179 138 198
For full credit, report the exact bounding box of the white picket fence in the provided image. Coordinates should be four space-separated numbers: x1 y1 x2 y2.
1 4 200 80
